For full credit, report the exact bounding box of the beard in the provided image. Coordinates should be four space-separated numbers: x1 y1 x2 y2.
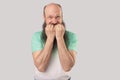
42 21 66 50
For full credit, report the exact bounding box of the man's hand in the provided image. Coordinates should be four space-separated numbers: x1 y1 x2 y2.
55 24 65 39
45 24 55 39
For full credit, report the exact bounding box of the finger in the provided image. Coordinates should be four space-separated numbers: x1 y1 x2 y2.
58 24 62 30
49 24 51 28
51 25 54 30
47 24 51 31
61 25 65 30
55 25 58 31
49 24 53 30
55 24 59 29
54 24 58 28
55 25 58 30
54 25 56 31
45 25 48 30
57 24 60 30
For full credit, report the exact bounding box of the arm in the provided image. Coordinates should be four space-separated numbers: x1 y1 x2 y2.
32 25 55 72
32 37 54 72
55 24 76 72
56 37 76 72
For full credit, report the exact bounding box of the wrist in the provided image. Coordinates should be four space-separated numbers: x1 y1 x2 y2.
47 36 55 42
56 36 64 40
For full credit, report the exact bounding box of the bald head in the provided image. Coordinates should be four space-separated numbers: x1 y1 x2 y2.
43 3 63 17
43 3 63 25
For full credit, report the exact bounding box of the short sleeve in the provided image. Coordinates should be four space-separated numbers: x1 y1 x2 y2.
67 31 78 52
31 32 43 53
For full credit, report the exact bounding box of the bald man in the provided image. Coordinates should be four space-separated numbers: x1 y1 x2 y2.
31 3 78 80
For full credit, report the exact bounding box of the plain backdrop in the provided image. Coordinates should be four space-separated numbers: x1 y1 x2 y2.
0 0 120 80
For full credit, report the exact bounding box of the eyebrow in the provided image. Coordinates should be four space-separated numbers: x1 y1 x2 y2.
47 15 61 18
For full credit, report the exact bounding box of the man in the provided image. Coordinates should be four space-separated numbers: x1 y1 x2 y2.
31 3 78 80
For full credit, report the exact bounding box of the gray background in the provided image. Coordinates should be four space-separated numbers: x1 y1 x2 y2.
0 0 120 80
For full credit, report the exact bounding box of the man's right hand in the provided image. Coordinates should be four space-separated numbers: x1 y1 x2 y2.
45 24 55 40
33 24 55 72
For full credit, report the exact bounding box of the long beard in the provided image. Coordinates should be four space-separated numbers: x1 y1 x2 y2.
42 22 66 50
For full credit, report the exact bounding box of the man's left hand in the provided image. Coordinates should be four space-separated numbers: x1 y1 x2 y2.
55 24 65 39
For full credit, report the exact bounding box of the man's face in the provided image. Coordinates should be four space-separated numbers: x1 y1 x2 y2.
44 5 63 25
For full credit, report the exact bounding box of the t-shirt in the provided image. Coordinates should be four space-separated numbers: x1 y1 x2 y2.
31 30 78 80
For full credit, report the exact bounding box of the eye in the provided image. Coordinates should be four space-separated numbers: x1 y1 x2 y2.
56 16 60 19
47 16 52 19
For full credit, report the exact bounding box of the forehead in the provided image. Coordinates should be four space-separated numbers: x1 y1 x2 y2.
45 5 62 16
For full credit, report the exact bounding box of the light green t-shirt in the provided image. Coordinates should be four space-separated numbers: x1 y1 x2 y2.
31 30 78 53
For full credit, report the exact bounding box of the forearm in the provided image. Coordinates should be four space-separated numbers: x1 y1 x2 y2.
35 37 54 71
57 37 75 71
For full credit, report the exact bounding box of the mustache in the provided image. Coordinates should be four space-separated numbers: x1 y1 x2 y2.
49 23 60 26
42 21 65 30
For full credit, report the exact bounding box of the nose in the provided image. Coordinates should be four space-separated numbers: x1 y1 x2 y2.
52 18 57 24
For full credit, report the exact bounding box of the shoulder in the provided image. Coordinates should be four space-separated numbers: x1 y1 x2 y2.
32 31 43 40
65 30 78 43
65 30 77 38
65 30 78 51
32 31 43 38
33 31 43 37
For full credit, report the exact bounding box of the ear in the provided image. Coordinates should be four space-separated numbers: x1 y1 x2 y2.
43 15 45 20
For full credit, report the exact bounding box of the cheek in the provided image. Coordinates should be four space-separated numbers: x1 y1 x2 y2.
45 19 51 24
59 18 62 22
58 20 62 24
